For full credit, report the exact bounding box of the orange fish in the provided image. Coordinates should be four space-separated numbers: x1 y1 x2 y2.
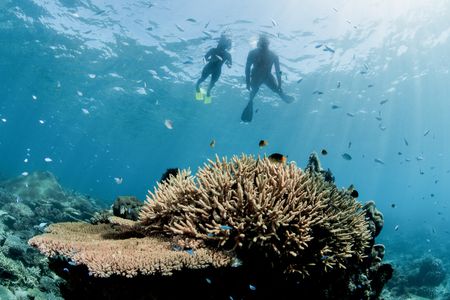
268 153 287 164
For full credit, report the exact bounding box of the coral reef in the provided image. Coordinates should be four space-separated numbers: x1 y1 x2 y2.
0 171 103 299
28 154 392 299
112 196 143 221
305 152 335 183
0 171 101 231
387 256 447 298
362 201 384 238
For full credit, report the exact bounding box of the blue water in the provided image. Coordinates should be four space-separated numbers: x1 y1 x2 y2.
1 0 450 269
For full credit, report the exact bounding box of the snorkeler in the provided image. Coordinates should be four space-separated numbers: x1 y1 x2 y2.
241 35 294 122
195 35 232 104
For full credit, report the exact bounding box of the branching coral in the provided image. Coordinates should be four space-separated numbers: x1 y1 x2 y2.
139 154 372 277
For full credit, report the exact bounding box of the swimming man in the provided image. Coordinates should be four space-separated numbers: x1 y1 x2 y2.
241 35 293 122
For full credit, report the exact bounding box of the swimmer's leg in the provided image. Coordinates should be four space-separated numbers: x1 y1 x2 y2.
265 74 294 103
196 65 212 92
265 74 283 96
206 68 221 97
241 78 262 123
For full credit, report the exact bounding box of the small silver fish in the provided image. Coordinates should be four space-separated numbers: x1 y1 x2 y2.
202 31 212 38
175 24 184 32
423 130 430 136
231 257 242 268
323 45 335 53
394 225 399 231
374 158 385 165
342 153 352 160
38 222 47 228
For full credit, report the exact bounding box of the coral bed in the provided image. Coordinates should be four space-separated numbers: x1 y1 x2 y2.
29 154 392 299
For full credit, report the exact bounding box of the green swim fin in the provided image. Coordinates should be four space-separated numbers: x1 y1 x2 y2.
241 100 253 122
195 88 206 101
204 95 212 104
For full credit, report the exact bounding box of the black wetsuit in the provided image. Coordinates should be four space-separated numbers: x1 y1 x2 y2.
196 47 232 96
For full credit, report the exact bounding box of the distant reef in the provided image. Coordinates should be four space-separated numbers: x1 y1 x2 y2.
29 153 393 300
385 255 448 299
0 171 104 299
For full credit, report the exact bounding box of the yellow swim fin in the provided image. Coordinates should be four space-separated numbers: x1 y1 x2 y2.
196 88 206 101
204 95 212 104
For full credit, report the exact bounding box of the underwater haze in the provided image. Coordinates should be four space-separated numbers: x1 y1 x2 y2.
1 0 450 294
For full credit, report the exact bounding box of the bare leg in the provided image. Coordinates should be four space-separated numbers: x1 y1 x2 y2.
265 74 294 103
265 74 284 97
241 83 261 123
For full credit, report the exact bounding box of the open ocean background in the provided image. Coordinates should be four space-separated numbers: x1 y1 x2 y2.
1 0 450 283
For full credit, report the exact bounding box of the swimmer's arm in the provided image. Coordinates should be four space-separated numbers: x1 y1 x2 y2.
225 53 232 68
274 55 282 90
204 49 214 61
245 52 253 88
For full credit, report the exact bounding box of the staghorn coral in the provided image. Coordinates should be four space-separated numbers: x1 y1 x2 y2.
28 222 232 278
140 154 372 277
